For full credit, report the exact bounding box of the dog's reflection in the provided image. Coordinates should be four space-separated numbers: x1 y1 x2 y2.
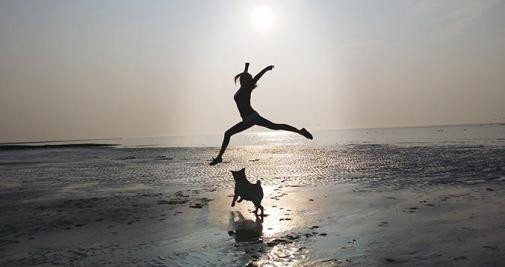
227 211 263 242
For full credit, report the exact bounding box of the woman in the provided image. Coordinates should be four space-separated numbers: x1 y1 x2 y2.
210 63 313 165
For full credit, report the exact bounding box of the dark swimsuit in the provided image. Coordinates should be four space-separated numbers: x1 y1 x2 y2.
234 86 258 121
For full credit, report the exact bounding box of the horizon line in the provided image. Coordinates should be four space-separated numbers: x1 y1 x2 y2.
1 121 503 145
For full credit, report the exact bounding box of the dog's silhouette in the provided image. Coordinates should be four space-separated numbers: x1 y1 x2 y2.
231 168 264 216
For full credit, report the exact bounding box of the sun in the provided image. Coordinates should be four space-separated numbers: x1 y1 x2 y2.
251 6 274 32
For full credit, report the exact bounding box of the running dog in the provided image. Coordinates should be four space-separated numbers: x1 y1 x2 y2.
230 168 264 216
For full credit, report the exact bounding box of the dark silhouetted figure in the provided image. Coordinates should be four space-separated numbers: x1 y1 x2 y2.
210 63 313 165
230 168 264 216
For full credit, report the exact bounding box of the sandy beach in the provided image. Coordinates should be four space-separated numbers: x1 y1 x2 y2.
2 179 505 266
1 126 505 266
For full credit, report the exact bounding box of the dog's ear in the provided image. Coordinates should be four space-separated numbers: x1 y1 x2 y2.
240 168 245 172
230 170 238 181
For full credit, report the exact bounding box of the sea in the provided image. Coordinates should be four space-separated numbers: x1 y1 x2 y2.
1 124 505 200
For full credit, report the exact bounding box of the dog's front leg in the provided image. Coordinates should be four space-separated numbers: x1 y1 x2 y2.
231 194 238 207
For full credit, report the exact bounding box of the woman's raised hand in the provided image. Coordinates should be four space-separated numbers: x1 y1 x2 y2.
253 65 275 83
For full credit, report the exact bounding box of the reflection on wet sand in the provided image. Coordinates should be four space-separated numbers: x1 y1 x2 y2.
228 211 263 242
226 210 308 266
224 191 332 266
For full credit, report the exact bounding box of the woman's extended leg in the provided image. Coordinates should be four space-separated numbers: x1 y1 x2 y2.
256 116 313 139
210 121 254 165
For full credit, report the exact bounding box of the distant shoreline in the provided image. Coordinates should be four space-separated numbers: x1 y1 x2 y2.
0 137 121 146
0 143 117 151
321 121 505 132
1 122 503 146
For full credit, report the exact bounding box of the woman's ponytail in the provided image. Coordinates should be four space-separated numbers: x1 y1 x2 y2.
234 73 242 84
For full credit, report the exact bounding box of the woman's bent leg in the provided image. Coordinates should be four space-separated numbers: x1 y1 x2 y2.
211 121 254 165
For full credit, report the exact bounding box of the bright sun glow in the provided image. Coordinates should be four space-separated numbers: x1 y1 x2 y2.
251 6 274 32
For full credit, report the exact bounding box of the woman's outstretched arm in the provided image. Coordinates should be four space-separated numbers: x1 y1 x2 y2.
253 65 274 84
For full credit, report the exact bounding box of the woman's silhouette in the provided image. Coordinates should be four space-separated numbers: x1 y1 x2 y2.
210 63 313 165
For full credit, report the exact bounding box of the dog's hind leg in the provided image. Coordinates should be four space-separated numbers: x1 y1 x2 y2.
253 201 263 215
259 205 264 216
231 195 238 207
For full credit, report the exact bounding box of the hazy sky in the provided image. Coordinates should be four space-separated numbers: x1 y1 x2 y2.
1 0 505 142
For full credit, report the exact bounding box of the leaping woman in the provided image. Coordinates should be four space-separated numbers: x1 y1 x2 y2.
210 63 313 165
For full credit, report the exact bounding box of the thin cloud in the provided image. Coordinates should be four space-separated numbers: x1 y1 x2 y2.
412 0 500 37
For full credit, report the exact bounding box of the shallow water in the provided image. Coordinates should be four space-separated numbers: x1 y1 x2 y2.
1 124 504 200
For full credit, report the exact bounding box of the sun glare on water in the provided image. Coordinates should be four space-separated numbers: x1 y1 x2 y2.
251 6 274 32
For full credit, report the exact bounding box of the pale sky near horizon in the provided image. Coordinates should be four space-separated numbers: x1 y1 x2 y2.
1 0 505 142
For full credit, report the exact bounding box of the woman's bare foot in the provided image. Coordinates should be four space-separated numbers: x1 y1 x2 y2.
300 128 313 139
209 156 223 166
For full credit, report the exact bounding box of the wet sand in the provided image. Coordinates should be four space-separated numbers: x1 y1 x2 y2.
2 182 505 266
3 127 505 265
